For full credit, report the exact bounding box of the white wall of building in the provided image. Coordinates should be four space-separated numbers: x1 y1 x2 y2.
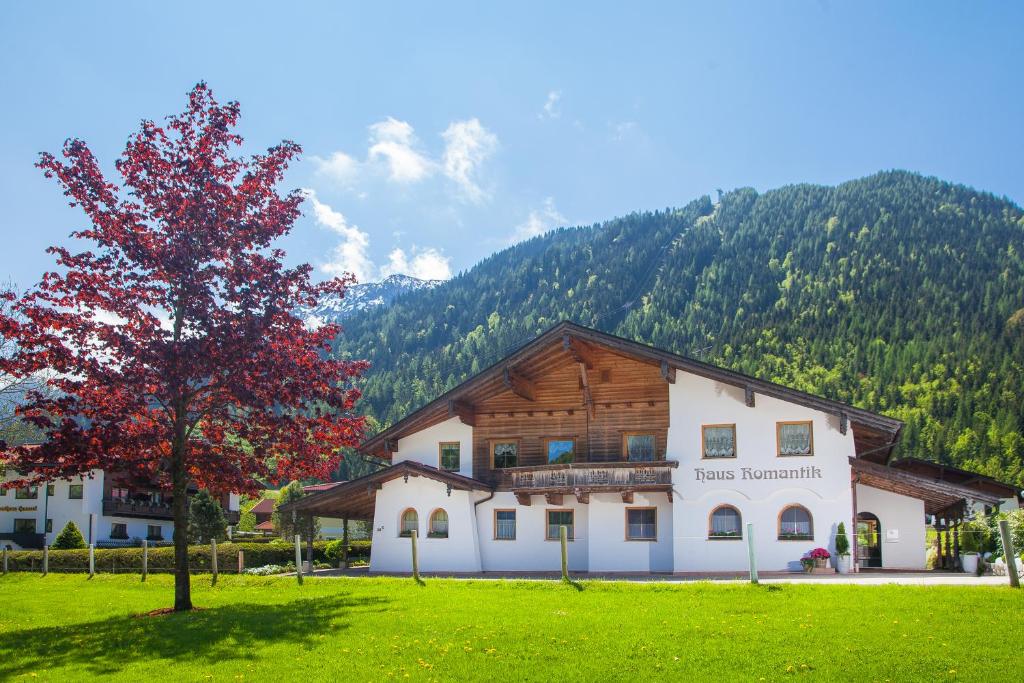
856 484 927 569
667 374 858 572
369 476 482 573
587 492 673 572
476 492 590 572
393 417 474 478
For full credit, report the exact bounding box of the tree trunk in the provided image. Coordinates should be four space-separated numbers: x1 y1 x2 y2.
171 436 192 611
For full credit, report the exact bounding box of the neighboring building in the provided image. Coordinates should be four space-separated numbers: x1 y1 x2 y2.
250 498 277 535
283 321 1022 574
248 483 349 538
0 466 241 550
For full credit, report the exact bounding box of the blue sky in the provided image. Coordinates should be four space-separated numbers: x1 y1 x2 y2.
2 2 1022 287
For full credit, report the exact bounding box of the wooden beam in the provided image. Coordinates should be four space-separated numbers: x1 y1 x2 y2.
503 367 536 401
578 362 595 418
383 439 398 456
545 493 563 506
745 386 755 408
620 490 634 504
515 492 532 506
574 489 589 504
447 399 476 427
562 334 596 369
839 413 849 435
661 361 676 384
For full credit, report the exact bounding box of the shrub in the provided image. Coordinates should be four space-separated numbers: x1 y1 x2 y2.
51 521 87 550
188 489 228 543
959 515 989 554
835 522 850 556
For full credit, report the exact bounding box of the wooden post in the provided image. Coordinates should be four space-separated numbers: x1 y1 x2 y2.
141 540 148 582
88 544 95 579
560 525 569 581
952 521 961 571
211 538 218 586
998 520 1020 588
850 477 859 573
944 521 952 570
294 534 303 585
238 550 244 574
936 522 945 569
746 522 759 584
42 545 48 576
410 529 420 581
341 516 350 569
2 547 7 575
305 516 314 575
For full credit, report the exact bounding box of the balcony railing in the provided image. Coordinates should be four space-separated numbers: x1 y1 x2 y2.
0 532 46 549
502 461 678 491
103 499 241 524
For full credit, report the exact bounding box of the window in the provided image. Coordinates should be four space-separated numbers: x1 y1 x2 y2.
110 523 128 540
626 508 657 541
68 484 84 500
399 508 418 538
110 487 129 501
16 486 38 500
147 525 164 541
545 438 575 464
491 440 519 469
778 505 813 540
777 421 813 456
623 433 656 462
702 424 737 459
494 509 516 540
439 442 461 472
45 519 53 533
546 510 574 541
709 505 742 539
46 484 54 497
428 509 449 538
13 518 36 533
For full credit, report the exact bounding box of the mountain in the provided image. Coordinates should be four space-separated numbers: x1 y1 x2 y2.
304 274 441 324
331 171 1024 486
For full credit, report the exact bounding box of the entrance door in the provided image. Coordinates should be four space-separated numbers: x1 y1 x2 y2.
857 512 882 568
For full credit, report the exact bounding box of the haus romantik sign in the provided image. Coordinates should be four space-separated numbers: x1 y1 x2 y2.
0 505 38 512
694 466 823 482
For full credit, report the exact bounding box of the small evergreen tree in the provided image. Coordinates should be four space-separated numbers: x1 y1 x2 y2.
52 520 87 550
273 480 319 540
187 489 228 543
835 521 850 556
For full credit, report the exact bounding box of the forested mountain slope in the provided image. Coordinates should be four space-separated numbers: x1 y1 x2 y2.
334 171 1024 486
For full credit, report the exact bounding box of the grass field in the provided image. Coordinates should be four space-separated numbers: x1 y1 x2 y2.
0 574 1021 681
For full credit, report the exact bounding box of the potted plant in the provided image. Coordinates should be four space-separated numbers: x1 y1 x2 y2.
800 557 815 573
834 522 851 574
958 515 987 574
808 547 831 573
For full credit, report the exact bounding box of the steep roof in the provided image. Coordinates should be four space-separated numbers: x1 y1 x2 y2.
249 498 276 516
360 320 903 461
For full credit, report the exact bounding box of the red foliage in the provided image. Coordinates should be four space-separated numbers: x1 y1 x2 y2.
0 83 367 497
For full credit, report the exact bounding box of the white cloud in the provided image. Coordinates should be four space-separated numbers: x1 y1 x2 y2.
367 117 435 183
441 118 498 203
303 189 375 283
304 189 452 283
540 90 562 119
610 120 639 142
310 151 360 186
381 247 452 281
510 197 567 244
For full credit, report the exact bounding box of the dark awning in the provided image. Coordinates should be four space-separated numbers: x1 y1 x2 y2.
851 457 1002 516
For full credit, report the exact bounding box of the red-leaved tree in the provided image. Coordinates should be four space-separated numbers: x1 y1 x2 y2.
0 83 367 610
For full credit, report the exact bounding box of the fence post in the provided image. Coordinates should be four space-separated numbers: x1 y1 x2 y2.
746 523 758 585
42 545 49 576
410 529 420 581
88 544 95 579
211 538 218 586
141 540 148 582
238 550 244 574
560 525 569 581
341 516 350 569
294 534 303 585
2 547 7 575
998 520 1020 589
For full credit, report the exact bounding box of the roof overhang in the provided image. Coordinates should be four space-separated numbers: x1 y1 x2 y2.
277 461 491 520
851 457 1002 516
360 321 903 460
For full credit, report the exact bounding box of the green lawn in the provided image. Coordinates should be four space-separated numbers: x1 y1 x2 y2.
0 574 1020 681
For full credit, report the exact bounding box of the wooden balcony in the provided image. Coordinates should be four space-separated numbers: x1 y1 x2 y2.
103 499 240 524
498 461 678 503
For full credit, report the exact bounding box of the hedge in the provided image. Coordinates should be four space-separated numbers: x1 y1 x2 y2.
0 540 371 574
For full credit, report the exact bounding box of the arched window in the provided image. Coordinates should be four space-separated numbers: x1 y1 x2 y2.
778 505 813 540
399 508 418 537
708 505 742 539
429 509 449 538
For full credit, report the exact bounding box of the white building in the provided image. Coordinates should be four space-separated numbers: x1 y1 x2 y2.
283 322 1021 574
0 467 240 550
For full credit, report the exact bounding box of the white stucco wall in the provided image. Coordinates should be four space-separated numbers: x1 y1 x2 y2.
587 492 673 572
370 476 482 573
667 374 857 572
476 492 591 572
393 417 474 478
856 484 926 569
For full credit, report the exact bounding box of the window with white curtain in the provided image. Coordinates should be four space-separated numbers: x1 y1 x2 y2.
709 506 742 539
